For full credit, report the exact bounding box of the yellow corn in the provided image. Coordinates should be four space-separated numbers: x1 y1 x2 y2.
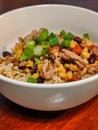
37 63 43 71
86 39 93 46
70 40 77 48
82 52 90 59
13 42 23 57
26 60 33 67
59 72 67 79
64 63 70 68
82 47 88 53
67 71 73 80
24 68 31 73
54 72 59 76
32 73 39 79
57 64 66 72
95 61 98 65
84 59 89 64
82 38 93 46
69 64 78 71
82 38 86 44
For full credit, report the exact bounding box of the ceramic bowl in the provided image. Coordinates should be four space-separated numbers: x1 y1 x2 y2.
0 4 98 111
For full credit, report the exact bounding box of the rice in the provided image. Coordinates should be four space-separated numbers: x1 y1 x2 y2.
0 28 98 84
0 62 31 81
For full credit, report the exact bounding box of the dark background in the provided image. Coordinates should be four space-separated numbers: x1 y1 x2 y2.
0 0 98 15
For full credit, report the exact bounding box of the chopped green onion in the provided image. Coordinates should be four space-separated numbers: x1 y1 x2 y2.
20 47 34 61
35 58 41 64
27 77 38 83
25 39 36 49
41 49 46 56
60 30 67 37
36 28 49 42
20 53 29 61
34 45 43 56
48 32 59 46
64 32 74 40
61 40 70 47
83 33 89 39
49 38 59 46
41 41 50 48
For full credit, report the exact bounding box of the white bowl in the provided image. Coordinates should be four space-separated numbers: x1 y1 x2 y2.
0 4 98 111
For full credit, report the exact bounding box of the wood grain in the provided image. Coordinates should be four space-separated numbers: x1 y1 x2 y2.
0 0 98 129
0 95 98 130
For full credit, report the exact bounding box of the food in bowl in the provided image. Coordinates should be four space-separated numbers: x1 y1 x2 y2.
0 28 98 84
0 4 98 111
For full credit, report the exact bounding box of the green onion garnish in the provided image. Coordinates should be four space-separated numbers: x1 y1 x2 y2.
61 40 70 47
41 41 50 48
48 32 59 46
27 77 38 83
25 39 36 49
36 28 49 42
60 30 67 37
35 58 41 64
83 33 89 39
34 45 43 56
20 47 34 61
64 32 74 40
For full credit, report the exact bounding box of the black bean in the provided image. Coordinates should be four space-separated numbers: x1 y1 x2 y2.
60 59 65 64
2 51 12 57
30 65 37 74
73 36 82 44
38 77 44 83
18 66 26 70
88 54 96 64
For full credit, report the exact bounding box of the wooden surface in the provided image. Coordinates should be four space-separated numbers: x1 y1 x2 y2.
0 0 98 130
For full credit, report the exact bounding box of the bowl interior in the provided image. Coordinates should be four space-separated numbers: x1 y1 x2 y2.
0 5 98 111
0 4 98 87
0 5 98 55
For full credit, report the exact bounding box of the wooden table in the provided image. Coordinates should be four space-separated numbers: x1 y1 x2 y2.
0 0 98 130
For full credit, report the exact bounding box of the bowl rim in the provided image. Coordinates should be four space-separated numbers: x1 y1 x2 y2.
0 4 98 88
0 4 98 17
0 73 98 88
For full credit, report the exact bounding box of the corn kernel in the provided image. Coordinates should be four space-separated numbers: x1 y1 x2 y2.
57 64 66 72
82 52 90 59
37 63 43 71
32 73 39 79
82 38 93 46
24 68 31 73
26 60 33 67
69 64 78 71
67 71 73 80
70 40 77 48
82 38 86 44
59 72 67 79
13 42 23 57
86 39 93 46
54 72 59 76
64 63 70 68
95 61 98 65
82 47 88 53
84 59 89 64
